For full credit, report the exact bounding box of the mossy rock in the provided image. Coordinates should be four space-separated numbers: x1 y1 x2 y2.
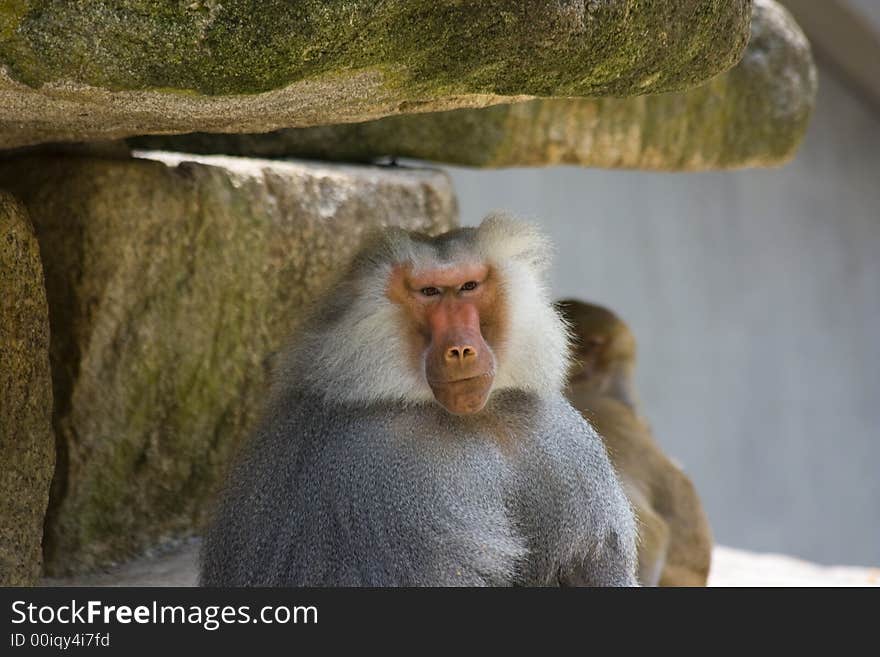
0 1 752 149
133 0 816 171
0 190 55 585
0 153 458 575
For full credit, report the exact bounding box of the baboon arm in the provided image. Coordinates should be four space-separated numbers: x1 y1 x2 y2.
558 533 639 587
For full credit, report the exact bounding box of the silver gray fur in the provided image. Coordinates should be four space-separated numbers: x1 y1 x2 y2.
200 219 637 586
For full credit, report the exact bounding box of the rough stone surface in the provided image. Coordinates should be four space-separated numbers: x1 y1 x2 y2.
0 152 459 575
0 191 54 586
41 542 880 588
0 1 753 150
134 0 814 171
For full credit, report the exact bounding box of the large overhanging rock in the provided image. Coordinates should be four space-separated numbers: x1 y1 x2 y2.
0 192 55 585
133 0 815 170
0 153 458 575
0 1 753 150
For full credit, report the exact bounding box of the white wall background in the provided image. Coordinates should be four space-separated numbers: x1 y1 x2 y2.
443 64 880 566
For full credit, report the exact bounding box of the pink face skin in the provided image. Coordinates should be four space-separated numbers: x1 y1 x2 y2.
388 263 499 415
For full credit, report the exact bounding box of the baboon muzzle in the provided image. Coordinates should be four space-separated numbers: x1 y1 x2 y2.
424 301 495 415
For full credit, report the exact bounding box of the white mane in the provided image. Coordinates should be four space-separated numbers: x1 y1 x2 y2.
277 213 571 407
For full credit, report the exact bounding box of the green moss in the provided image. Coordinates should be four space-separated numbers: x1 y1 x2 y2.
130 0 815 172
0 189 55 586
0 0 28 41
0 0 750 97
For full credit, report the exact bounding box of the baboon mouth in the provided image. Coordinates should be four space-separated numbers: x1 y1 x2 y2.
427 371 495 415
427 371 494 386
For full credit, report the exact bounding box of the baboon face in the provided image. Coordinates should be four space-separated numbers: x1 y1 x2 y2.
557 299 636 387
387 261 506 415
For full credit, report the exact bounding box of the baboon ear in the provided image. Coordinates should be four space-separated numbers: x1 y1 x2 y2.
476 212 553 272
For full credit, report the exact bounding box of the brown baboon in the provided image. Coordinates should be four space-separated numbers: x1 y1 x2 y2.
558 299 712 586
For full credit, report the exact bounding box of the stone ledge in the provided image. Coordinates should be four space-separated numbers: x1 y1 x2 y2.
0 1 753 149
132 0 816 171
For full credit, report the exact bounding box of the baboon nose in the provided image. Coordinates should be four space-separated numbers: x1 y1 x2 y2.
445 345 477 363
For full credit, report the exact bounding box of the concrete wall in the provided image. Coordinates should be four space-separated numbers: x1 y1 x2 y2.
445 64 880 566
848 0 880 33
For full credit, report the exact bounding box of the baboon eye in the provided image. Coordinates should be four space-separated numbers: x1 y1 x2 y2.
460 281 478 292
420 286 441 297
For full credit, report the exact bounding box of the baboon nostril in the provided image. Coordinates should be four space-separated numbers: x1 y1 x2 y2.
445 345 477 362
